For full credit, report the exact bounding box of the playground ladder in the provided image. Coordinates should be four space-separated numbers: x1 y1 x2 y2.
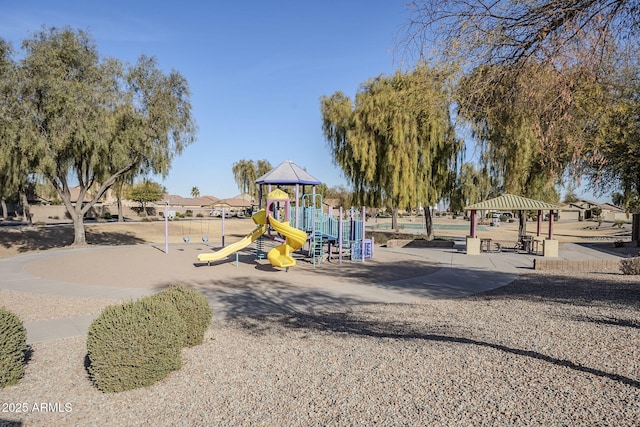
311 204 325 266
255 236 266 260
302 193 325 266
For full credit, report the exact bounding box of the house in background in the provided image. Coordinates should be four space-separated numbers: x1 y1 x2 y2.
212 193 254 217
599 203 628 222
563 199 628 222
161 194 219 216
163 194 218 208
557 203 581 221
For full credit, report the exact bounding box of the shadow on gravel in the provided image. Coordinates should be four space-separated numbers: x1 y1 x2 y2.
0 225 145 253
235 311 640 389
469 272 640 310
0 420 23 427
302 259 441 284
569 314 640 330
158 277 370 318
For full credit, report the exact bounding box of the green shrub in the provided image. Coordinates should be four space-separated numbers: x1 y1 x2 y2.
185 210 193 217
620 257 640 275
86 299 186 393
149 285 213 347
0 308 27 388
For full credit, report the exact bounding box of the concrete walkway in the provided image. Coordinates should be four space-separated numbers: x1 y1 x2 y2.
0 241 623 344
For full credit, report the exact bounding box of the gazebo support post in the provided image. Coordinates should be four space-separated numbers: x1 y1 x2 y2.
466 209 481 255
470 210 477 238
543 209 559 257
536 210 542 236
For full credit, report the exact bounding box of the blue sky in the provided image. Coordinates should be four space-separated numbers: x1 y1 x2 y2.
1 1 410 199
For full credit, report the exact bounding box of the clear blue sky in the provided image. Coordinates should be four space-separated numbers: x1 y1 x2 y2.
1 1 410 199
1 1 607 203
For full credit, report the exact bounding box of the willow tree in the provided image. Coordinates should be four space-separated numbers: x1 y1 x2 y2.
583 52 640 243
0 39 18 219
232 159 272 201
403 0 636 177
456 62 570 234
449 163 492 214
1 40 42 224
321 65 461 238
17 27 196 245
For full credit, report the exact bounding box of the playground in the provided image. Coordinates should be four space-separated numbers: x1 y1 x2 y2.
162 161 374 270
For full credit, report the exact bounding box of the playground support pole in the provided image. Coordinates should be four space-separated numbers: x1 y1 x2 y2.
339 207 343 264
221 208 226 248
361 207 366 263
295 184 299 229
164 202 169 254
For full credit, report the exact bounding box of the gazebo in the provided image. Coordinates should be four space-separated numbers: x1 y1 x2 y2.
464 194 562 256
255 160 323 229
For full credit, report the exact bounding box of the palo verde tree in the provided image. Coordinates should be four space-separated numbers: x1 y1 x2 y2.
15 27 196 245
321 65 462 239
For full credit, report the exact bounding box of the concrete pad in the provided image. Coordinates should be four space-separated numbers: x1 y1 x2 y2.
25 314 98 344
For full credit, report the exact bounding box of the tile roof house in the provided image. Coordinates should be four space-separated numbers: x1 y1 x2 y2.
163 194 218 207
567 199 627 221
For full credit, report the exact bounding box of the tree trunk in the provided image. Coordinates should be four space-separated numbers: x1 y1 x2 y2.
71 207 87 245
0 199 7 220
117 196 124 222
391 207 399 230
58 189 88 246
518 211 526 237
20 191 32 226
424 206 434 240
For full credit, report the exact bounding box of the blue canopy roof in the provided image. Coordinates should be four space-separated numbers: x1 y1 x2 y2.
255 160 322 186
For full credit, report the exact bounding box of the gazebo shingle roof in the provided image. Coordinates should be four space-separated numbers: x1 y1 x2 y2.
465 194 561 211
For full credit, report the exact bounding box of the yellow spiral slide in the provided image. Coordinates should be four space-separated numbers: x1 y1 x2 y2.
197 209 307 269
266 215 307 268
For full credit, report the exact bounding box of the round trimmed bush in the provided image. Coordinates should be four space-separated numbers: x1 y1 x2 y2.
150 285 213 347
620 257 640 275
86 298 186 393
0 308 27 388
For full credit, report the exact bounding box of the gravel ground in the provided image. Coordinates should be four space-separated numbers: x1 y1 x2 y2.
1 271 639 426
0 290 120 322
